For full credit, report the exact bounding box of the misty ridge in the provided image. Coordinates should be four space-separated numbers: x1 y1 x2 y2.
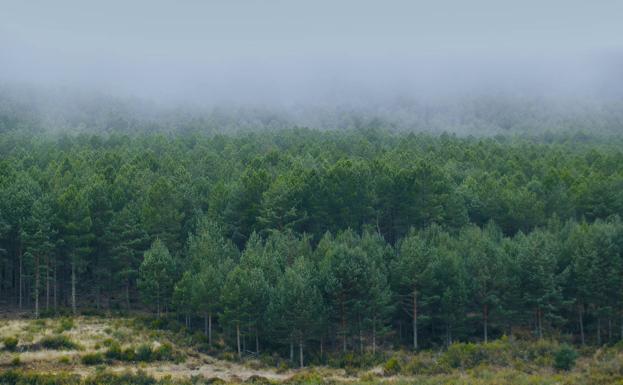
1 76 623 139
2 1 623 139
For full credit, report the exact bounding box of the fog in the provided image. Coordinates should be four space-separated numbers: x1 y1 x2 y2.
1 1 623 109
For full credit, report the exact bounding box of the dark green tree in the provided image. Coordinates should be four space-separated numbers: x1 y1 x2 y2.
138 239 176 317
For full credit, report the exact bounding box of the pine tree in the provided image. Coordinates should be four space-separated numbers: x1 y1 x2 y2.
515 229 564 339
142 177 184 251
268 257 323 367
107 204 149 310
221 265 269 358
460 222 505 343
138 239 176 317
22 195 56 318
173 271 196 328
58 185 93 315
187 217 238 343
392 226 441 350
319 230 378 352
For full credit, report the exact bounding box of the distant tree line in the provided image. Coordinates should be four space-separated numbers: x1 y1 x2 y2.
1 128 623 365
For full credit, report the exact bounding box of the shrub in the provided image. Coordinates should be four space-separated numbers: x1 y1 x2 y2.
244 375 271 384
85 370 158 385
59 355 71 364
442 342 481 369
136 344 153 362
287 370 325 385
2 336 18 351
383 357 401 376
81 352 105 365
105 341 123 360
553 345 578 371
122 347 136 361
10 355 20 366
55 317 75 333
40 335 80 350
153 342 173 361
403 352 449 376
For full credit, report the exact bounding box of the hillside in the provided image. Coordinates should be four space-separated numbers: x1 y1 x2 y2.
3 316 623 384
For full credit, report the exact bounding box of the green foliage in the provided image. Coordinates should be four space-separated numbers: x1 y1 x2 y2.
104 341 123 360
40 335 80 350
138 239 176 316
156 343 176 361
81 352 104 365
3 118 623 364
135 344 153 362
383 357 401 376
59 355 71 364
122 347 136 362
10 355 20 366
553 344 578 371
56 318 75 333
3 336 18 351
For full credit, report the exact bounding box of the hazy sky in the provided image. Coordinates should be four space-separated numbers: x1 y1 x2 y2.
1 1 622 104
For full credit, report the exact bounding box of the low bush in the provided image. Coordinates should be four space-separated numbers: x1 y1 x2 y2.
55 317 75 333
153 342 173 361
59 356 72 364
383 356 401 376
135 344 153 362
122 347 136 361
553 344 578 371
10 355 21 366
326 351 385 369
2 336 18 351
81 352 104 365
244 375 271 384
403 352 450 376
105 341 122 360
40 335 80 350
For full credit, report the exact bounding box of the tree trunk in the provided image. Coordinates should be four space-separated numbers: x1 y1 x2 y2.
446 324 453 346
255 329 259 354
156 289 161 318
597 317 602 346
483 303 489 343
290 339 294 362
34 255 40 318
579 307 585 345
18 251 23 310
71 260 77 315
372 318 376 354
359 320 363 354
537 307 543 339
45 255 50 311
53 263 58 312
95 285 100 310
299 336 304 368
413 287 418 350
609 318 612 342
341 297 347 352
320 336 324 359
125 281 131 311
209 313 213 346
204 313 208 336
236 322 241 359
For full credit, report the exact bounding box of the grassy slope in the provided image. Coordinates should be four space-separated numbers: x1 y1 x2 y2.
1 317 622 384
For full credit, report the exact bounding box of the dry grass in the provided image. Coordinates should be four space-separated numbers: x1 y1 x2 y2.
0 317 296 382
